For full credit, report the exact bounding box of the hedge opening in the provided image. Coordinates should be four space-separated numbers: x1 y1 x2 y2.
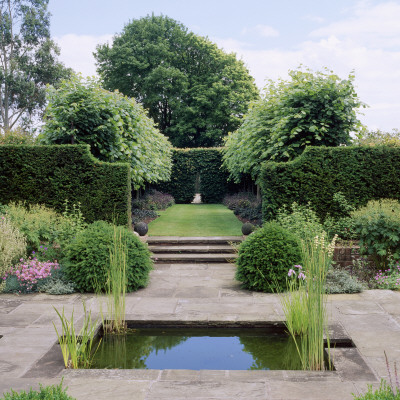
154 148 254 203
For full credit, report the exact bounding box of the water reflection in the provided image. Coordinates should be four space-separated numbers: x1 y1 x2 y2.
91 328 303 370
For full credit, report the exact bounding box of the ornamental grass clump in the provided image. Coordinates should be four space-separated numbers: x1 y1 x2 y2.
0 215 26 287
282 233 337 370
53 302 100 369
280 265 308 336
101 225 128 334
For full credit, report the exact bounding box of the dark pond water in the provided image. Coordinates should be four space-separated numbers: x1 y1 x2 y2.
90 327 303 370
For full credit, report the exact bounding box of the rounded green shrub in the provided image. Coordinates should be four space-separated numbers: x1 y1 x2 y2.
241 222 255 236
235 222 302 292
64 221 152 292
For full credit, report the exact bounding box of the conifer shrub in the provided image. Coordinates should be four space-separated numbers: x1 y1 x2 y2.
235 222 302 292
64 221 152 292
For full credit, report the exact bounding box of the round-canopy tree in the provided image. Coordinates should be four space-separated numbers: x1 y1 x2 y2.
223 67 366 183
94 14 259 148
39 75 172 189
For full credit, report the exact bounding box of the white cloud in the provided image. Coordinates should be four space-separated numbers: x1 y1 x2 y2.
55 34 113 77
302 15 325 24
241 24 279 38
213 32 400 131
310 1 400 48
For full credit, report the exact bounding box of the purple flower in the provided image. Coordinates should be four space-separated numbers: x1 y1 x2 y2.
288 269 296 277
298 272 306 280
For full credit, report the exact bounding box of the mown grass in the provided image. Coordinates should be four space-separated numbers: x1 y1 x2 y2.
148 204 242 236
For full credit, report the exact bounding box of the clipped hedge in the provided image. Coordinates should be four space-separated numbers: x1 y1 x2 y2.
0 144 131 226
156 148 248 203
260 146 400 221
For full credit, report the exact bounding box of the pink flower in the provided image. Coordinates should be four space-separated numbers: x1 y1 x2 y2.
288 269 296 277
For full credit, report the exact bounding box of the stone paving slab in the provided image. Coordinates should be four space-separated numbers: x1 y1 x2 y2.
0 262 399 400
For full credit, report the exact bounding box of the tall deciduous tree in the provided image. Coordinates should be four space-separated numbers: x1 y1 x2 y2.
0 0 70 133
39 75 172 189
223 67 366 183
94 14 259 148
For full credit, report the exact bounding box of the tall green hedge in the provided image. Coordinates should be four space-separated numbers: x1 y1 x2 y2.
155 148 246 203
260 146 400 221
0 145 131 226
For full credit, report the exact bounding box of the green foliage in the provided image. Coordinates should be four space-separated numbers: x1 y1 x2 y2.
37 266 75 295
223 192 262 225
132 209 158 225
353 380 400 400
235 222 302 292
53 303 99 369
325 268 364 294
156 148 245 203
354 129 400 147
323 193 358 240
0 215 26 281
103 225 128 334
132 190 175 211
0 128 36 145
0 0 71 133
223 67 365 183
95 14 259 147
39 75 172 189
352 199 400 269
286 234 335 371
0 380 76 400
64 221 152 293
260 146 400 221
4 203 64 254
274 202 324 241
0 145 131 225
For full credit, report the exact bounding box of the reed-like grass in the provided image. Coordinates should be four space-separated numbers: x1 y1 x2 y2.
280 270 308 336
282 233 337 370
53 302 100 369
101 226 128 334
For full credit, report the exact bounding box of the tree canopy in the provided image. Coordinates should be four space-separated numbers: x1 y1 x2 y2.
223 67 366 183
0 0 71 133
94 14 259 148
39 75 172 189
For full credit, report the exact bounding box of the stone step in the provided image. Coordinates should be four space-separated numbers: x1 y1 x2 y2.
149 244 236 254
147 236 243 245
151 253 238 263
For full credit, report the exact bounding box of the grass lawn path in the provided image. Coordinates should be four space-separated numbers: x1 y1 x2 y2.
148 204 242 236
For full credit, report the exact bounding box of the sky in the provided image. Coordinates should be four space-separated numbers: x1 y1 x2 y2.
48 0 400 132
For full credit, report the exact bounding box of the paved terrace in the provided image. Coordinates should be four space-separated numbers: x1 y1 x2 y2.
1 259 400 399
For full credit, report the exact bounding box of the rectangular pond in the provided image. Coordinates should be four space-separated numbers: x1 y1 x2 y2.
90 325 306 370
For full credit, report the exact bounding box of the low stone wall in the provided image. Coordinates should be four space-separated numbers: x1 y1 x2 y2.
332 244 371 268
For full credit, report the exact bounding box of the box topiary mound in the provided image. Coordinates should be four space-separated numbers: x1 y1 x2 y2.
235 222 302 292
64 220 152 292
